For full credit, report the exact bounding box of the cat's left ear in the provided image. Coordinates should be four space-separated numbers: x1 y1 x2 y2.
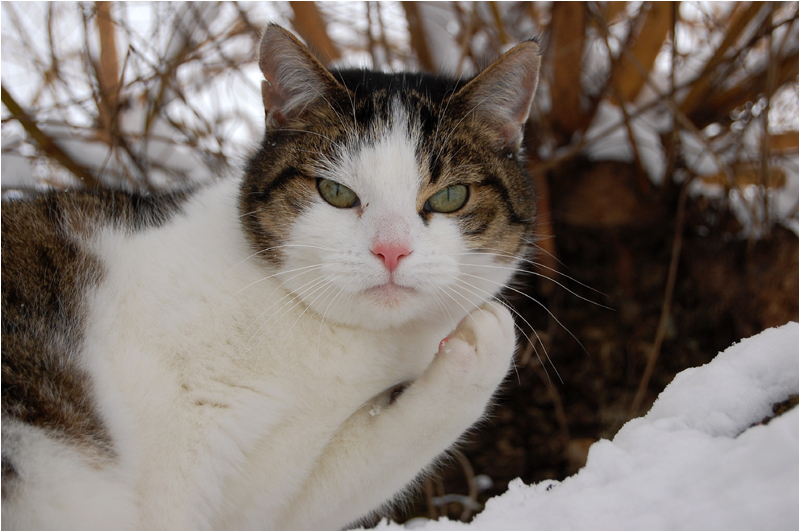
456 40 541 151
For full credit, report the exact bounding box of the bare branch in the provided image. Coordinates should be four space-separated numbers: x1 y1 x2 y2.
549 1 587 138
402 1 435 72
289 1 341 64
96 1 120 137
679 2 766 115
628 184 689 419
2 85 101 188
606 1 672 103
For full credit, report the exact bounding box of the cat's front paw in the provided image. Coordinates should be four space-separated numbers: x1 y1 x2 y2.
433 301 516 394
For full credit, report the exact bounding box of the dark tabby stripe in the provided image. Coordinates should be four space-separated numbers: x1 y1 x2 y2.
477 175 526 225
1 450 17 499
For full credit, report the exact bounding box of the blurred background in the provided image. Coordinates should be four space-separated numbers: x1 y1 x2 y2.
2 1 798 524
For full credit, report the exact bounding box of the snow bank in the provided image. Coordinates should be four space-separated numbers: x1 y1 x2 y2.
381 322 799 530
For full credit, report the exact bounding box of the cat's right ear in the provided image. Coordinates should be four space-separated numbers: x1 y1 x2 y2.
259 25 344 129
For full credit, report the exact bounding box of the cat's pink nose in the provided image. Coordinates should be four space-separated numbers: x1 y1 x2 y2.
371 243 411 272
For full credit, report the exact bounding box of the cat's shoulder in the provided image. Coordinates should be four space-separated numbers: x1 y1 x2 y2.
2 185 198 306
2 186 195 240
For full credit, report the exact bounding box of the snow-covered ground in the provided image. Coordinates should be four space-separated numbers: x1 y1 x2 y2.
379 322 799 530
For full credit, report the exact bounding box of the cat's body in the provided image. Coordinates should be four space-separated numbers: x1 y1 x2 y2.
1 26 540 529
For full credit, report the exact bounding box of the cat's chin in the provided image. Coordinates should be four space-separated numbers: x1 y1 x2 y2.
304 282 432 330
354 282 422 329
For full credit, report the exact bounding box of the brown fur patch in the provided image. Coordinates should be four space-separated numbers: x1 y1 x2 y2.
1 189 190 459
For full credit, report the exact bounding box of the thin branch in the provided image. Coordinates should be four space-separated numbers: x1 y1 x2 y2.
694 50 799 129
374 2 393 66
628 184 689 419
527 343 570 446
757 6 775 237
402 1 435 72
680 2 766 115
288 1 341 63
589 4 733 182
454 4 477 78
489 2 509 46
606 1 672 103
549 1 587 137
454 451 478 522
424 477 439 520
96 1 120 138
2 85 101 188
366 1 379 69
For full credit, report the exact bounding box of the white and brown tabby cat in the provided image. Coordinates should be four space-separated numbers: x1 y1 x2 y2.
1 25 540 529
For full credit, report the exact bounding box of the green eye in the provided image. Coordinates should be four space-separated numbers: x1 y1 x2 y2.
424 184 468 213
318 179 360 208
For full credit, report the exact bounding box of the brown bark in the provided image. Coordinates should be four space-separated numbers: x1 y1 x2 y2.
96 1 120 141
770 132 800 153
288 1 341 63
549 1 587 138
402 2 436 72
606 1 672 103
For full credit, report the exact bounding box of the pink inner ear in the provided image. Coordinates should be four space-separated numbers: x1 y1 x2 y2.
261 80 286 112
498 122 524 149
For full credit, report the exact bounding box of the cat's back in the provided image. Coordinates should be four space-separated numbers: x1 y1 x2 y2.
2 188 191 437
2 192 113 458
1 188 192 529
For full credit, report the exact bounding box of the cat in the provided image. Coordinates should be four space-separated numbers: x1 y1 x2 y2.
1 24 540 530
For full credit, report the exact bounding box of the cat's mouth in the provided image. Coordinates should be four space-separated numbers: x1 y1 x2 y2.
365 282 416 305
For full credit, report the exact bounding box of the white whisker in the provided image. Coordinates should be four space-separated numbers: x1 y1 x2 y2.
277 278 341 351
316 274 362 354
459 257 613 311
453 277 561 384
461 271 589 357
438 284 514 378
230 243 341 271
241 272 330 342
458 249 611 305
225 263 326 305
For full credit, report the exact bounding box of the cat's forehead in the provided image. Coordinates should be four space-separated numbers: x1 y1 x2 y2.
319 99 422 209
331 69 465 102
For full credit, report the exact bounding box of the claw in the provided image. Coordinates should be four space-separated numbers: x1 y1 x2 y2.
438 337 449 351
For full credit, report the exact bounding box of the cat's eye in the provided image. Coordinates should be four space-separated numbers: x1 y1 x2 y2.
424 185 468 213
318 179 360 209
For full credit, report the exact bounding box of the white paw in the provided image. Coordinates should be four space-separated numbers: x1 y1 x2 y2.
433 301 516 393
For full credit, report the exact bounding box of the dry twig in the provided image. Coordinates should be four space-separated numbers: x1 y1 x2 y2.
628 184 689 419
1 85 100 188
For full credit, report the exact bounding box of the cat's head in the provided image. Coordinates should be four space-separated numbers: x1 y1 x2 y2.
240 25 540 330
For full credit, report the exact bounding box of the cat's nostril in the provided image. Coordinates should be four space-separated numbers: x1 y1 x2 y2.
371 243 411 273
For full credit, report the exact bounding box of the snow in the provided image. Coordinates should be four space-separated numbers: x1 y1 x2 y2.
378 322 799 530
